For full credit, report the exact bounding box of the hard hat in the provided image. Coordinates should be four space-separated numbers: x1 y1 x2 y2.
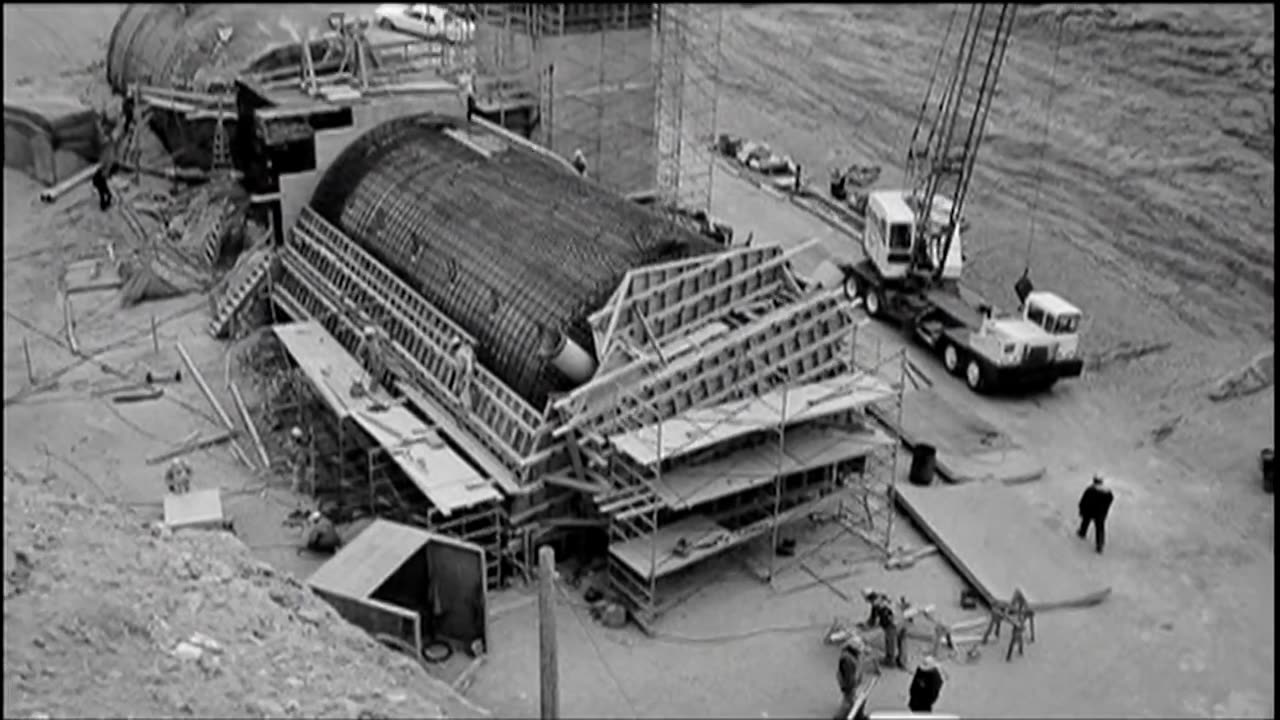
919 655 938 670
291 426 304 439
862 587 879 599
307 510 323 522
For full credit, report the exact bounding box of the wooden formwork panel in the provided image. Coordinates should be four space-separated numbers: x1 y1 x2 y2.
559 290 854 439
273 255 521 492
286 208 550 480
591 245 795 359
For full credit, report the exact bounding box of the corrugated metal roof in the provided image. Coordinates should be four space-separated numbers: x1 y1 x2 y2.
308 519 432 599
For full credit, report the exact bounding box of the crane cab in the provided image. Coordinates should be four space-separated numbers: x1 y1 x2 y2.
864 190 963 282
1021 290 1082 362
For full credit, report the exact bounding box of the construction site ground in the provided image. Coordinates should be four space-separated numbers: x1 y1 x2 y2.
4 4 1274 720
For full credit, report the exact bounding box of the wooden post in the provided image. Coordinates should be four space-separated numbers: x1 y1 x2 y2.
23 337 35 383
538 546 559 720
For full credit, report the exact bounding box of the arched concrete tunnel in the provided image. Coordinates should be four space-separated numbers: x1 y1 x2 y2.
307 114 721 406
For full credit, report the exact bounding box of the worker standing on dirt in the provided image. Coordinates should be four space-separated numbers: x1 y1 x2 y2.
571 148 588 176
356 324 386 390
907 656 945 712
92 124 119 212
287 426 310 494
834 634 869 720
862 589 905 669
1077 475 1115 554
164 458 192 495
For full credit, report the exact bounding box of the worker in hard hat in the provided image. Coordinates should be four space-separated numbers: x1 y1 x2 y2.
571 148 588 176
302 510 342 554
862 589 906 669
287 426 310 494
356 324 386 390
834 633 871 720
164 458 192 495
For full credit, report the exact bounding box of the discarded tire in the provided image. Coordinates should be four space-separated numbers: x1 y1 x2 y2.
908 444 938 486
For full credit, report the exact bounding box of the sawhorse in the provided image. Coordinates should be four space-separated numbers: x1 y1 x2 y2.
981 589 1037 662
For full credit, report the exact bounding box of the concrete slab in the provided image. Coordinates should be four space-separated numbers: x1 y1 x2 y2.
163 488 225 531
893 482 1112 613
876 389 1046 485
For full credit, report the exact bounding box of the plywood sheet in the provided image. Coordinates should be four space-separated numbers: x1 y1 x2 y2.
651 425 895 510
308 518 431 600
874 389 1045 485
273 321 500 513
163 488 224 530
610 374 896 466
351 407 501 515
894 482 1112 612
609 515 730 579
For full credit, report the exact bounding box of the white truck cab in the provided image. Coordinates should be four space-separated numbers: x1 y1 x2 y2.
865 190 963 282
1021 290 1082 362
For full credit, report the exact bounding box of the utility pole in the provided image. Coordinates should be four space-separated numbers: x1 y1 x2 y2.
538 546 559 720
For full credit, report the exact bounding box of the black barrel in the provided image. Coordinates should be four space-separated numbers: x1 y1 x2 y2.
1262 448 1274 494
909 444 938 486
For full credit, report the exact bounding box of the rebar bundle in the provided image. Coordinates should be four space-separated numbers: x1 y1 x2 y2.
309 114 719 406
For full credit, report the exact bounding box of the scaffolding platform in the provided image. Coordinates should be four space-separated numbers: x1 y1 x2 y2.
894 481 1112 612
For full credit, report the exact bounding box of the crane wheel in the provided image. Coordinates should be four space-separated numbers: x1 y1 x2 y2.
965 359 986 392
865 289 884 318
842 274 862 304
942 343 961 375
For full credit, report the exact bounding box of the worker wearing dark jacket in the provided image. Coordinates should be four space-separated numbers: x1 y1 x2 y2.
1077 475 1115 554
91 138 118 211
907 656 945 712
862 589 905 668
834 636 867 720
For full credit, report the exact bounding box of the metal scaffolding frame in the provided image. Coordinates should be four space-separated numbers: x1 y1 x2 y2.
468 4 722 208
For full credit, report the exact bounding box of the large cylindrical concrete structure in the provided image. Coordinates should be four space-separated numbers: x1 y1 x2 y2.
105 4 339 167
310 114 718 406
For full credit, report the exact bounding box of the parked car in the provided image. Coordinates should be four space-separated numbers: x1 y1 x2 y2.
373 4 475 43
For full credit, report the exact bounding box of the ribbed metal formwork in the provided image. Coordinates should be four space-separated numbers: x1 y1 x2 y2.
105 4 332 92
310 115 720 407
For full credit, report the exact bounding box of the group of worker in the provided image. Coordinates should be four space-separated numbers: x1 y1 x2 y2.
835 587 946 719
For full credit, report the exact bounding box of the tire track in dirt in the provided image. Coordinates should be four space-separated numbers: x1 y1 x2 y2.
711 4 1274 357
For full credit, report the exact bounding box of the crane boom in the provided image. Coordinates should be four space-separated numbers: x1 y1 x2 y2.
905 3 1016 282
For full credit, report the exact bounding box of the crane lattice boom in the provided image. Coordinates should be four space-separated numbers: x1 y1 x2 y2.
904 3 1015 280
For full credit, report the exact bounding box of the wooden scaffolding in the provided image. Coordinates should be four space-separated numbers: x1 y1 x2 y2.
546 246 907 628
258 319 507 587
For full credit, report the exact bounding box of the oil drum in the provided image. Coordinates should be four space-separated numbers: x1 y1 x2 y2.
908 443 937 486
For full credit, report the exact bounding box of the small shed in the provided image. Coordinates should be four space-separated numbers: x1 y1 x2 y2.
308 519 489 657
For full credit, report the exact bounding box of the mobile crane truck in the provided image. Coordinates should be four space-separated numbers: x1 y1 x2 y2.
839 3 1085 394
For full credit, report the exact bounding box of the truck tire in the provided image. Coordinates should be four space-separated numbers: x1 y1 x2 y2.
842 273 862 304
865 288 884 318
964 358 986 392
942 343 961 375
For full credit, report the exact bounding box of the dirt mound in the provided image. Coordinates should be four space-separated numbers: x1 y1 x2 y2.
2 467 485 720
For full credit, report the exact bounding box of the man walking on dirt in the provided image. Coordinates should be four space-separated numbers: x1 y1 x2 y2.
92 124 120 212
1077 475 1115 554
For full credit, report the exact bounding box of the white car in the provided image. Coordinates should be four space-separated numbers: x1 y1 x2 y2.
373 4 476 43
